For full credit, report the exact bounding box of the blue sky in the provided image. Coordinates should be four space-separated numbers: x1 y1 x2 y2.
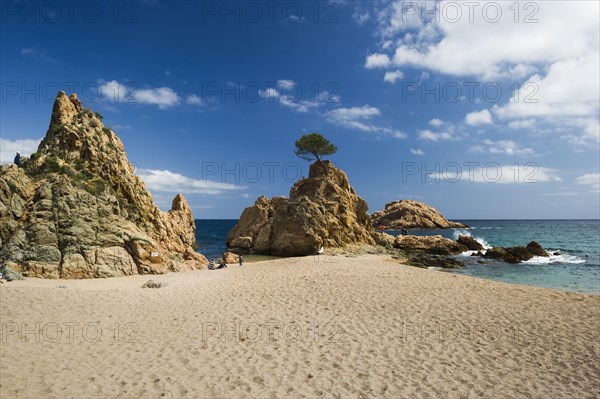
1 0 599 219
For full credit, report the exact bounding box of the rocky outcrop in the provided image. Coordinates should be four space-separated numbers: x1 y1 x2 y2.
393 235 467 256
227 160 375 256
221 252 240 264
456 235 484 251
482 241 549 264
407 254 465 269
526 241 549 257
372 200 467 229
0 92 207 279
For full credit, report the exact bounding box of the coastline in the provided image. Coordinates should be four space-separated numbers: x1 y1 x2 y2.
2 254 599 398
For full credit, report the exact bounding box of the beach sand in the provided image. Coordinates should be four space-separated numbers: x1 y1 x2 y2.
1 254 599 398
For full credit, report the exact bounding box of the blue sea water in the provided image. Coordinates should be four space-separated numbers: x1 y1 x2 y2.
194 219 238 261
195 219 600 294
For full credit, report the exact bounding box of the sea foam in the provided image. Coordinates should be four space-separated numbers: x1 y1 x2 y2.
522 251 586 265
453 229 492 255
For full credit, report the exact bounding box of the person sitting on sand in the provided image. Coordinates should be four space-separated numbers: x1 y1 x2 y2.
216 261 227 269
208 260 215 270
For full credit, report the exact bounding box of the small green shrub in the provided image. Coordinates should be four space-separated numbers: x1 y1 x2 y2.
74 158 85 170
84 179 106 195
94 112 104 120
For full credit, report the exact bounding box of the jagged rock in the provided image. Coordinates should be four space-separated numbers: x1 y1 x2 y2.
526 241 549 257
222 251 239 264
227 160 375 256
483 247 524 264
482 243 548 264
457 235 484 251
0 92 208 279
393 235 467 255
375 232 396 249
371 200 467 229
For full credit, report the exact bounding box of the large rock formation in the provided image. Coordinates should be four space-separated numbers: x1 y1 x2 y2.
371 200 467 229
227 160 375 256
0 92 207 279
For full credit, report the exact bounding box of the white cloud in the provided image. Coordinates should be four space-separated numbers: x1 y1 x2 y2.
134 87 180 109
326 105 406 138
326 105 380 131
277 80 296 89
418 129 456 141
465 109 493 126
0 137 42 163
540 191 580 197
494 54 600 119
468 140 536 157
353 9 370 25
364 53 391 69
368 1 599 149
376 1 599 80
429 118 444 127
137 169 247 195
410 148 425 155
21 47 61 63
576 173 600 192
561 118 600 147
186 94 203 106
494 54 600 147
259 88 280 100
429 165 562 184
98 80 180 109
508 119 536 130
259 81 338 113
383 70 404 84
279 96 319 113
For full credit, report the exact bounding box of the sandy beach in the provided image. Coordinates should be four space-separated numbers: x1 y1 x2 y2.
1 254 599 398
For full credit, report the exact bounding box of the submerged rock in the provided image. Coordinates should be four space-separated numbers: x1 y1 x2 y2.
0 92 208 279
227 160 375 256
371 200 467 229
482 241 549 264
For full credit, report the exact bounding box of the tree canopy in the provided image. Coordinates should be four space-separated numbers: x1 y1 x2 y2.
294 133 337 162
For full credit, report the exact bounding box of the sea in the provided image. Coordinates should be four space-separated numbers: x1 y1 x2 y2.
195 219 600 295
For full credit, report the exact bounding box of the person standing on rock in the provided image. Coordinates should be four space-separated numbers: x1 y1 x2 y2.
14 151 20 167
379 225 385 234
239 255 244 267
